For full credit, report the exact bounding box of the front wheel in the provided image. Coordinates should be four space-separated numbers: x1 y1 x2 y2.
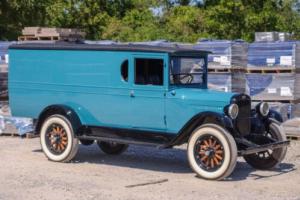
40 114 79 162
187 124 237 180
243 123 287 170
97 141 128 155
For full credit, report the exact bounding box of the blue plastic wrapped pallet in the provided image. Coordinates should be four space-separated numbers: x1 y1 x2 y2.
193 40 248 93
208 73 232 92
246 41 300 101
194 40 248 69
248 41 300 68
246 73 300 101
0 102 34 136
0 42 12 64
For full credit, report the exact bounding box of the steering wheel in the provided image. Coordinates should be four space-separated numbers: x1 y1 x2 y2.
180 74 194 84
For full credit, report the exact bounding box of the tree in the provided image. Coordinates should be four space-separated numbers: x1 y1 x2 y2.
0 0 51 40
204 0 246 40
103 8 163 41
162 6 207 42
276 0 300 39
46 0 110 40
1 0 300 42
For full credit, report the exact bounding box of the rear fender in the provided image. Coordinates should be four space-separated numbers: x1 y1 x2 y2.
35 105 83 135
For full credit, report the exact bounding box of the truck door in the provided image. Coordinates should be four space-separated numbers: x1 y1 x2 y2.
129 55 167 131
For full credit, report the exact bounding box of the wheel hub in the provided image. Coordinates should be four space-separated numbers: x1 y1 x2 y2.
45 124 68 154
195 135 225 171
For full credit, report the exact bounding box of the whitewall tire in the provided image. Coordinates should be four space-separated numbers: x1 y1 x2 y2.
40 114 79 162
187 124 237 180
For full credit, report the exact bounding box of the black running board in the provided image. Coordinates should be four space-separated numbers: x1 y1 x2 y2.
77 135 165 148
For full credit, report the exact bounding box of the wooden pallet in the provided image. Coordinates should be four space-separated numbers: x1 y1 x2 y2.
287 135 300 141
208 68 231 73
18 35 60 41
246 67 295 74
252 99 300 103
208 67 245 73
0 132 37 139
0 133 20 137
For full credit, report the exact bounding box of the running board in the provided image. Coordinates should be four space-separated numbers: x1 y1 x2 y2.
238 140 290 156
77 135 165 148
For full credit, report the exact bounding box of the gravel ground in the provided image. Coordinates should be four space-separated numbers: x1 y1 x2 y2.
0 137 299 200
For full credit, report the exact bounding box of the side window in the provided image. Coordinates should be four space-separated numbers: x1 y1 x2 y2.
135 58 164 86
121 60 128 82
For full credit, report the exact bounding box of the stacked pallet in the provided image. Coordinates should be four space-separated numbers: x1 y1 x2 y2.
246 41 300 102
193 40 248 93
255 32 291 42
0 102 34 137
19 27 86 41
246 41 300 120
0 42 12 101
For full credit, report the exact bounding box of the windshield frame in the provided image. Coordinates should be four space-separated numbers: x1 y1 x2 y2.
169 55 208 89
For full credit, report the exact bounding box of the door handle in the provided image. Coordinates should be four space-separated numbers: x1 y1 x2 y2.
130 90 135 97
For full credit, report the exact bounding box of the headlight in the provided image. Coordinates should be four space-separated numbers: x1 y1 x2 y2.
258 102 269 117
228 104 239 119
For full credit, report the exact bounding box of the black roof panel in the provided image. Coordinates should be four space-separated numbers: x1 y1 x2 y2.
9 42 210 55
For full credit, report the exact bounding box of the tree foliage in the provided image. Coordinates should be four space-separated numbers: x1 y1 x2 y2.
1 0 300 42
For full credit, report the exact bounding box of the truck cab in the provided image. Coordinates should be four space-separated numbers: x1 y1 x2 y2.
8 42 289 180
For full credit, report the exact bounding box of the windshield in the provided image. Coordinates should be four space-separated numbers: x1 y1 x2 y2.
170 57 206 86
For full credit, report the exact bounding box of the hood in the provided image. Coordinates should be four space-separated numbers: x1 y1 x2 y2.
171 87 235 114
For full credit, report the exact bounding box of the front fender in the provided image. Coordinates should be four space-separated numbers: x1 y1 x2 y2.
166 111 234 147
250 109 283 135
268 109 283 124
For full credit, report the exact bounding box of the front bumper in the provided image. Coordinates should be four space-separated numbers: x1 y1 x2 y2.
238 140 290 156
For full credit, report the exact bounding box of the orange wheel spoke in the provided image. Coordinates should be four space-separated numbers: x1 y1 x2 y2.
199 150 206 154
212 140 216 147
205 159 210 167
201 155 208 161
210 158 215 168
209 139 212 146
204 140 209 147
215 154 223 160
216 150 223 155
213 157 220 165
215 144 221 150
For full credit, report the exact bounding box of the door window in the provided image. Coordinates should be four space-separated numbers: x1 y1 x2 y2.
134 58 164 86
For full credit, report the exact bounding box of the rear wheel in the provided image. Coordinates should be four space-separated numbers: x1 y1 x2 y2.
97 141 128 155
40 114 79 162
187 124 237 180
243 123 287 170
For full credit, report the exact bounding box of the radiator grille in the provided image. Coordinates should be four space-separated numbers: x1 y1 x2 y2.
233 94 251 136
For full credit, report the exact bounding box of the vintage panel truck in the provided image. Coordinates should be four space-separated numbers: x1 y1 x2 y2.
8 42 289 180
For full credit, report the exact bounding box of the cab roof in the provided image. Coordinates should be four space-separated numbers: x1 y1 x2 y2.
9 42 210 56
